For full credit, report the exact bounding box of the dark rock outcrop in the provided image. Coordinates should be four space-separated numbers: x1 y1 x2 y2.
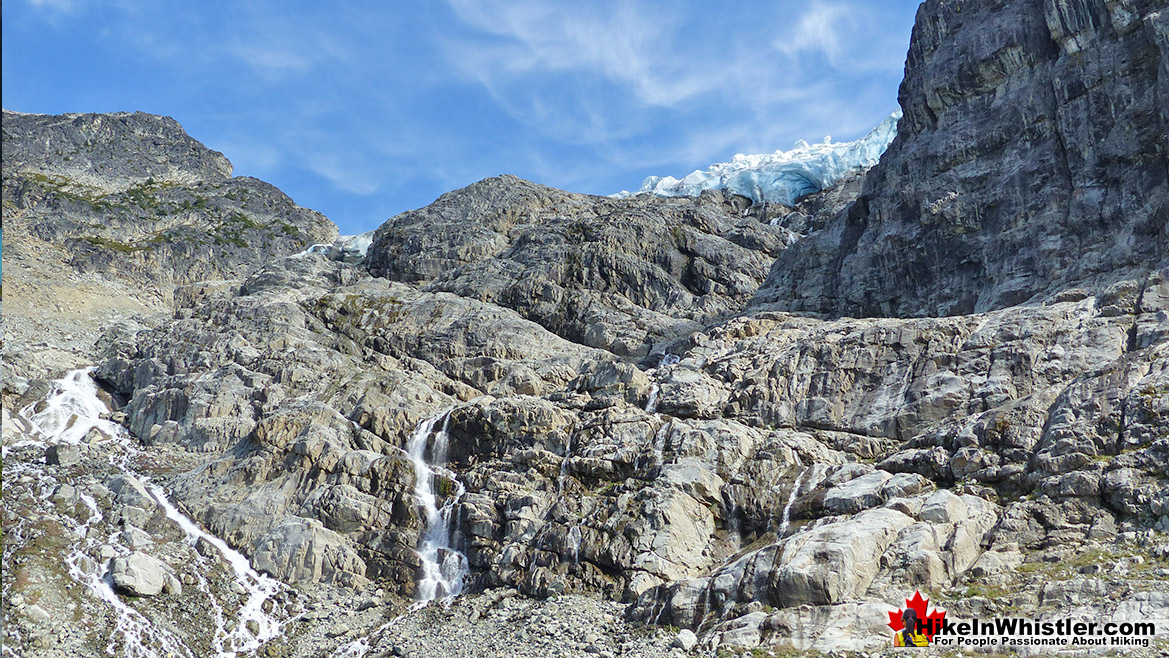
754 0 1169 317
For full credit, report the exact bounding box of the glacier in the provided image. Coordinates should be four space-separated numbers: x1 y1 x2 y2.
614 110 901 206
297 230 374 262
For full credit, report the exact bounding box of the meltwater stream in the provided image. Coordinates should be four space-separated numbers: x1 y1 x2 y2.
405 410 470 604
14 368 287 658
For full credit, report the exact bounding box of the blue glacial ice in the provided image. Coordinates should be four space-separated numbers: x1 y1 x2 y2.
295 230 374 262
614 110 901 206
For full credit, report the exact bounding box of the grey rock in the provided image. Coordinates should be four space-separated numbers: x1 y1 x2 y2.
24 605 51 624
754 0 1169 318
918 490 968 524
671 629 697 651
3 110 232 190
252 517 369 587
46 443 81 466
111 551 170 597
367 175 789 357
106 474 158 512
50 483 79 506
120 526 154 550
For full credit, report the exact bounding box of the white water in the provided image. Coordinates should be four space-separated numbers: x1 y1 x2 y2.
61 492 196 658
651 420 671 465
567 524 583 564
16 368 124 448
14 368 287 657
778 466 809 536
644 384 660 414
146 482 284 655
778 462 829 537
405 411 469 604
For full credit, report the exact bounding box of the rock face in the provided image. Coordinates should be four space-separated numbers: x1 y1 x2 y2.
754 0 1169 317
367 175 797 358
2 109 337 288
3 110 234 191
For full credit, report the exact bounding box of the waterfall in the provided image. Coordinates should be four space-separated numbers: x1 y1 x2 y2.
644 384 660 414
405 411 469 604
778 466 808 536
567 524 583 564
14 368 287 657
779 463 828 537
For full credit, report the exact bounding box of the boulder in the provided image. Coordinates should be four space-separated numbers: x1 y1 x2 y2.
46 443 81 466
111 552 171 597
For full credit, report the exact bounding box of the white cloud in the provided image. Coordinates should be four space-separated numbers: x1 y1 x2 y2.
24 0 77 13
774 1 910 74
442 0 729 109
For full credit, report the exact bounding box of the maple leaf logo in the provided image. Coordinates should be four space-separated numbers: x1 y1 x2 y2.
887 591 947 642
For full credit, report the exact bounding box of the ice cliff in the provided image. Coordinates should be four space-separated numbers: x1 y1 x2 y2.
615 110 900 205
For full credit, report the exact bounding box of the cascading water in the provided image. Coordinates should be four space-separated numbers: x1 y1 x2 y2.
405 411 470 604
13 368 288 658
778 463 828 537
61 492 195 658
566 524 583 563
146 482 285 655
778 466 809 536
644 384 660 414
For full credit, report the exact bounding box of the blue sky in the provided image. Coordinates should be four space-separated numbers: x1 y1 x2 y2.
3 1 919 235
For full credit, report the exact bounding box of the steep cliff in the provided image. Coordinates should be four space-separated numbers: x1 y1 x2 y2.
754 0 1169 317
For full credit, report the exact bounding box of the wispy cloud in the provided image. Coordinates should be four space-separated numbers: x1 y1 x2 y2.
23 0 77 13
443 0 716 108
5 0 916 233
775 1 911 74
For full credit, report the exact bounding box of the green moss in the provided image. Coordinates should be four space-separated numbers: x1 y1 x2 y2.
24 173 121 211
121 178 171 210
225 211 259 228
83 236 146 253
964 582 1010 598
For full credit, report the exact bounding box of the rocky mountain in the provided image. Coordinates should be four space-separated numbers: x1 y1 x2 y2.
3 1 1168 657
367 175 799 358
2 109 337 379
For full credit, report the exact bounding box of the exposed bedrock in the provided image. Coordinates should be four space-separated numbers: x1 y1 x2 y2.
754 0 1169 317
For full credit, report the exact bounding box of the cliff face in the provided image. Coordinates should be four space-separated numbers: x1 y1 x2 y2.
3 110 235 190
755 0 1169 317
